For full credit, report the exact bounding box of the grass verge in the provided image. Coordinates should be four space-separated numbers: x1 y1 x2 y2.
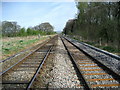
1 35 54 60
72 37 120 56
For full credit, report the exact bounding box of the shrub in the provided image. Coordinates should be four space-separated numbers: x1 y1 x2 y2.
102 46 115 52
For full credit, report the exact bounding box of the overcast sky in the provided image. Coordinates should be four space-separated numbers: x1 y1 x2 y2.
2 2 77 32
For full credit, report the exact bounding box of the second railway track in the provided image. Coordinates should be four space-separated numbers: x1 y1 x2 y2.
1 35 58 89
61 37 120 89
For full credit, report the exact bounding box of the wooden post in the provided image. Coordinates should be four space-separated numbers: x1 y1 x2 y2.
38 34 40 39
99 38 102 46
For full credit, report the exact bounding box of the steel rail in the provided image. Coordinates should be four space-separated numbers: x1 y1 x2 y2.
0 41 48 76
65 37 120 60
63 36 120 83
0 37 50 63
0 36 56 76
26 45 53 89
80 41 120 60
61 37 90 90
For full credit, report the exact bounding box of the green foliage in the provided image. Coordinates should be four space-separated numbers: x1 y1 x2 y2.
64 2 120 52
19 40 23 43
84 41 96 46
18 28 26 36
102 46 115 52
27 28 32 35
3 27 56 37
2 21 56 37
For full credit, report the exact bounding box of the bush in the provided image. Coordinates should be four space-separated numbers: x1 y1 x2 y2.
3 27 56 37
101 46 115 52
19 40 23 43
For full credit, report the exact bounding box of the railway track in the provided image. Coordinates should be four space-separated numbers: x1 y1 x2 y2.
28 37 58 88
61 37 120 89
1 35 120 89
1 35 58 89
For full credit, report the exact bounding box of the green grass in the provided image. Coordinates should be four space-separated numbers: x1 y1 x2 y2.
72 37 120 53
85 42 119 53
84 41 96 46
2 37 46 56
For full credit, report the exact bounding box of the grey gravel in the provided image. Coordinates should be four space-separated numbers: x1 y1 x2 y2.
3 71 35 81
67 37 120 75
64 37 120 88
50 37 82 88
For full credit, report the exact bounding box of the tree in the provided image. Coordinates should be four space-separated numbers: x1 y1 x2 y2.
27 28 32 35
2 21 21 37
63 2 120 52
39 22 54 32
63 19 76 35
19 28 26 36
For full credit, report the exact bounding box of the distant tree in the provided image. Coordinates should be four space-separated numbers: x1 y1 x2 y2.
27 28 32 35
2 21 55 37
2 21 21 37
63 19 76 35
39 22 54 32
19 28 26 36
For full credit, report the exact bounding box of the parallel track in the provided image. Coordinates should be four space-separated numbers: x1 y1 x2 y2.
1 35 120 89
61 37 120 89
27 37 58 89
1 36 57 89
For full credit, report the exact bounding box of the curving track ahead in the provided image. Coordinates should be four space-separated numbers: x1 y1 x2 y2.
61 36 120 89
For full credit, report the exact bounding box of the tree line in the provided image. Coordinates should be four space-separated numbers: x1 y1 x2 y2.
63 2 120 53
2 21 56 37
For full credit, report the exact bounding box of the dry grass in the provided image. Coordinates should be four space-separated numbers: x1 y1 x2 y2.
2 35 39 42
1 35 55 60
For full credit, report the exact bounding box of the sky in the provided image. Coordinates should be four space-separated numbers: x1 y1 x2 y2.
2 2 78 32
